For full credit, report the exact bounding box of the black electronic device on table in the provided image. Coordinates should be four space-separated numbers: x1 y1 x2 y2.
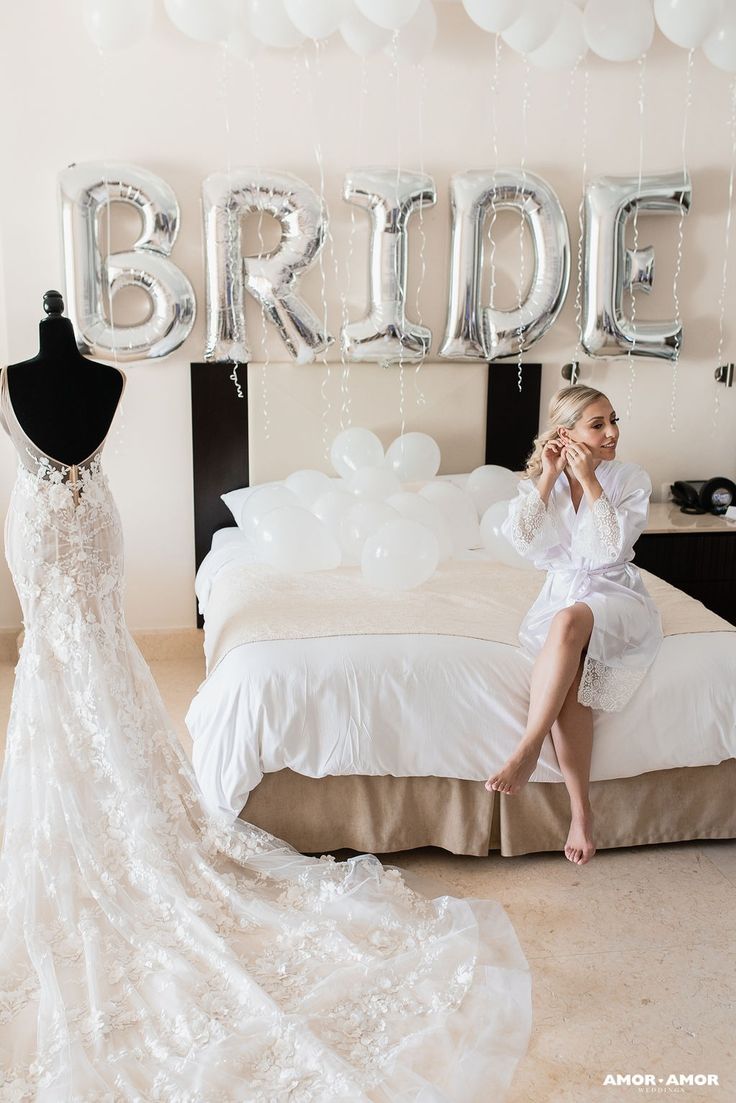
671 477 736 515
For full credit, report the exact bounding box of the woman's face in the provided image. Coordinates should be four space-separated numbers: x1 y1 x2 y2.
558 398 619 461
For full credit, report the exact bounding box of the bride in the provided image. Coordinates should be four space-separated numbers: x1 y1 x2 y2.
0 340 531 1100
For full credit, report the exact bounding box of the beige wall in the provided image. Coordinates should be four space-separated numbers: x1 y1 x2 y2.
0 3 735 628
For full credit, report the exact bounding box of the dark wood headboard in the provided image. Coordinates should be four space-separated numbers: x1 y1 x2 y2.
190 360 542 626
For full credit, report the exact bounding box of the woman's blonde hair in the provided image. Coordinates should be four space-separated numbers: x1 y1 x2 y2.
522 384 611 481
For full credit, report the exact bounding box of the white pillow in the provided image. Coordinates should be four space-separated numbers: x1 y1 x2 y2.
221 478 346 529
221 483 279 529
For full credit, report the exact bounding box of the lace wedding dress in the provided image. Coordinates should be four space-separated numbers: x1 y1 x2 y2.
0 366 532 1102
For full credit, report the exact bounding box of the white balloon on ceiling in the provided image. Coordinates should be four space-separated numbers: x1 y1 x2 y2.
355 0 422 31
284 0 351 40
249 0 307 46
501 0 562 54
80 0 736 71
702 4 736 72
653 0 720 50
528 0 586 68
388 0 438 63
339 6 392 53
82 0 154 50
583 0 655 62
163 0 239 43
461 0 521 34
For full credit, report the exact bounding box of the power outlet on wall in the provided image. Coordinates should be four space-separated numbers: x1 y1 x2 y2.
660 481 673 503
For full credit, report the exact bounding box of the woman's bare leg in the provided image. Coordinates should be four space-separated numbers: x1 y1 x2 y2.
486 603 594 795
551 657 596 864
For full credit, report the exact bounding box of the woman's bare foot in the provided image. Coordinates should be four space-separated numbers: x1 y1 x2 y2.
564 809 596 864
485 743 541 795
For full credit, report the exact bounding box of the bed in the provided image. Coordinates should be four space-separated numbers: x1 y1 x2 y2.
186 361 736 856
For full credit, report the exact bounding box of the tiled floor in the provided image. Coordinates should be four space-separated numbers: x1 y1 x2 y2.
1 653 733 1102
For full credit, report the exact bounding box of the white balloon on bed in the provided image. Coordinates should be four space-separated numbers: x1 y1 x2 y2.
386 491 453 562
480 501 536 570
340 500 400 564
347 466 402 500
330 427 385 479
256 507 342 572
311 489 355 537
285 469 333 507
385 432 441 482
239 484 300 538
361 519 440 591
419 482 481 552
466 465 520 516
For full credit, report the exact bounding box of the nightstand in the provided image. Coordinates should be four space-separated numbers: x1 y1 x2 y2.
633 503 736 626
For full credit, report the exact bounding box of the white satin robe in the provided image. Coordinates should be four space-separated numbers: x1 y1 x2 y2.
501 458 664 712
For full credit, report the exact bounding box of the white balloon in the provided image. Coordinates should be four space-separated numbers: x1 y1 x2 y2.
361 519 440 591
502 0 563 53
385 432 441 482
249 0 307 46
387 0 437 62
284 0 350 38
311 489 355 536
355 0 421 31
83 0 154 50
419 482 481 553
285 469 333 507
163 0 239 42
257 507 342 572
461 0 521 33
654 0 719 49
480 501 536 569
340 500 401 564
583 0 654 61
224 23 263 58
330 427 385 479
386 491 453 561
703 6 736 71
347 466 402 500
528 0 586 67
339 6 392 52
466 465 520 515
240 484 300 538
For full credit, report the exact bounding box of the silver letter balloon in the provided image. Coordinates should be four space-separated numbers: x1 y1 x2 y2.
440 169 570 360
202 169 333 365
581 171 692 360
342 168 437 364
58 161 196 361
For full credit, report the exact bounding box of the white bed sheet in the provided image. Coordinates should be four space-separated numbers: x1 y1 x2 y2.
186 527 736 819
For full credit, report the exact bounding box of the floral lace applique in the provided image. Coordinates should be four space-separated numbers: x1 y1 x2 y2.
575 491 623 563
509 483 560 557
577 653 649 711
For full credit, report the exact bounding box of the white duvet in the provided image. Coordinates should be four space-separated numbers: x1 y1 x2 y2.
185 527 736 819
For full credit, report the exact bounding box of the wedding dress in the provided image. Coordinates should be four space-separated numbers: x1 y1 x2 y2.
0 366 532 1102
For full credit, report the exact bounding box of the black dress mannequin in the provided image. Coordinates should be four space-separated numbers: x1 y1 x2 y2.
5 290 125 467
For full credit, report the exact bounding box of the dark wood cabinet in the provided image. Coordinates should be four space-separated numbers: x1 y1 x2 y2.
633 526 736 627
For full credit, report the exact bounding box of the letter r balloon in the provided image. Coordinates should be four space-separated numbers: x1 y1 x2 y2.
202 169 334 365
58 161 196 361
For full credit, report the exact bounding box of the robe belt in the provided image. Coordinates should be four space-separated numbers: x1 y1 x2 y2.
555 561 634 602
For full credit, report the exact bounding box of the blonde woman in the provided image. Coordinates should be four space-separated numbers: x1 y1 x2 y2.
486 385 663 865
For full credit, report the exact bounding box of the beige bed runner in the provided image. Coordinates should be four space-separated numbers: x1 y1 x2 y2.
204 559 735 675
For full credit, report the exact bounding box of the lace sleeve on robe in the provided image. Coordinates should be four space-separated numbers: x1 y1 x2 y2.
574 466 652 568
501 479 561 562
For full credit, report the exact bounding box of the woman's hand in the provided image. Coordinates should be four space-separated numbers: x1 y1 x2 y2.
563 437 596 483
541 437 568 479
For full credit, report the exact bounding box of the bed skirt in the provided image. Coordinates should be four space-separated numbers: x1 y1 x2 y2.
238 759 736 857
